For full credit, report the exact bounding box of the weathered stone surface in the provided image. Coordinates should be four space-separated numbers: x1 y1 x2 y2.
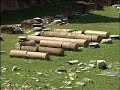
110 35 120 39
1 25 15 34
97 60 107 69
101 39 112 44
89 42 100 48
21 19 40 29
68 60 79 65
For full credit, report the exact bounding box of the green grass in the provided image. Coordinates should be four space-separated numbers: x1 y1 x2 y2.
1 6 120 90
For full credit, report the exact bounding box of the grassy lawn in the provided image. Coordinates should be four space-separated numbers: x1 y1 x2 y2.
1 6 120 90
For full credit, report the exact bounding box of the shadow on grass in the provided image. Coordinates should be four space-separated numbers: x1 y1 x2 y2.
1 5 58 25
69 13 119 24
1 5 119 25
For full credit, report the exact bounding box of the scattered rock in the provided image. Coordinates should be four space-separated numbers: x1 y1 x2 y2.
68 72 78 81
36 79 40 82
53 19 62 24
37 72 44 75
34 32 41 36
65 76 68 79
33 27 43 32
59 86 64 89
75 82 86 86
12 66 20 71
97 60 107 69
101 39 112 44
32 23 43 27
1 67 7 72
76 70 81 73
78 63 84 66
69 77 75 81
88 64 96 68
110 35 120 39
14 26 24 34
68 60 79 65
68 72 76 77
0 51 6 54
50 86 57 90
21 19 40 29
63 81 72 85
18 36 27 42
89 42 100 48
55 71 62 74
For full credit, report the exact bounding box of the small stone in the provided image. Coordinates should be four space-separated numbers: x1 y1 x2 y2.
76 70 81 73
63 81 72 85
76 82 85 86
90 60 97 64
56 71 62 74
97 60 107 69
18 36 26 40
0 51 6 54
33 27 42 31
32 24 43 27
110 35 120 39
65 76 68 79
1 67 7 72
36 79 40 82
101 39 112 44
39 87 42 89
78 63 84 66
69 77 75 81
12 66 20 71
89 64 96 68
68 60 79 65
37 72 44 75
59 86 64 88
68 73 76 77
89 42 100 48
68 72 78 80
34 32 41 36
53 19 62 24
